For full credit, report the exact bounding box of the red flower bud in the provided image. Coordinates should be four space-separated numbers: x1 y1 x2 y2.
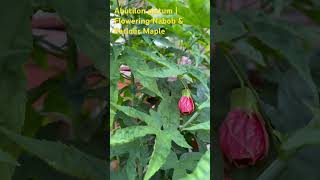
178 90 194 115
219 109 269 167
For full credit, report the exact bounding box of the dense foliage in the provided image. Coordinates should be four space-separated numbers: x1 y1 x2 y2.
1 0 107 179
4 0 320 179
213 0 320 179
110 0 210 180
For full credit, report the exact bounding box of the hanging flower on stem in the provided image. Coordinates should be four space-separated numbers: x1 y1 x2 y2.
178 89 195 115
219 87 269 167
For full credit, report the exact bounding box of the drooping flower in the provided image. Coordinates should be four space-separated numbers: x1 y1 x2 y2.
178 89 195 115
219 109 269 167
219 87 269 167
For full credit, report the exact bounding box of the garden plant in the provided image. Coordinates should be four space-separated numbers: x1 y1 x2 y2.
110 0 210 180
2 0 320 180
1 0 107 179
213 0 320 179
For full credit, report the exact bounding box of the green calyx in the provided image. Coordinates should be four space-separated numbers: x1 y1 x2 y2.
230 87 258 113
182 89 191 97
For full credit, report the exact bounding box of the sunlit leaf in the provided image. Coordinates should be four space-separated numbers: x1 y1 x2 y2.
144 133 171 180
182 121 210 131
179 150 210 180
111 126 156 146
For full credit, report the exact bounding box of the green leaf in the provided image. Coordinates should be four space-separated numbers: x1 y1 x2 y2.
110 109 116 129
138 67 186 78
198 97 210 110
282 128 320 151
257 159 286 180
31 43 48 69
0 0 32 178
187 0 210 27
0 44 29 128
272 0 288 16
134 49 176 68
135 71 164 98
0 149 19 166
187 66 209 91
260 128 320 179
234 40 266 66
111 170 127 180
111 103 155 126
277 69 318 133
136 49 209 85
294 4 320 24
110 142 138 158
110 83 119 105
179 150 210 180
148 110 163 129
42 0 107 75
173 168 187 180
110 45 122 105
213 11 247 43
111 126 155 146
22 103 44 137
0 127 107 180
248 20 316 89
122 50 163 98
157 97 180 128
111 45 122 78
277 146 320 180
43 88 73 119
182 121 210 131
125 152 138 180
11 153 76 180
147 0 209 28
179 152 203 171
144 133 171 180
212 144 224 180
167 129 192 148
162 152 203 179
161 151 179 170
110 46 121 127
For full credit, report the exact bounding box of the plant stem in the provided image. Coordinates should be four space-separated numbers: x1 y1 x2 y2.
179 77 188 90
257 159 286 180
226 52 281 151
180 111 200 129
184 37 198 52
225 54 245 87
